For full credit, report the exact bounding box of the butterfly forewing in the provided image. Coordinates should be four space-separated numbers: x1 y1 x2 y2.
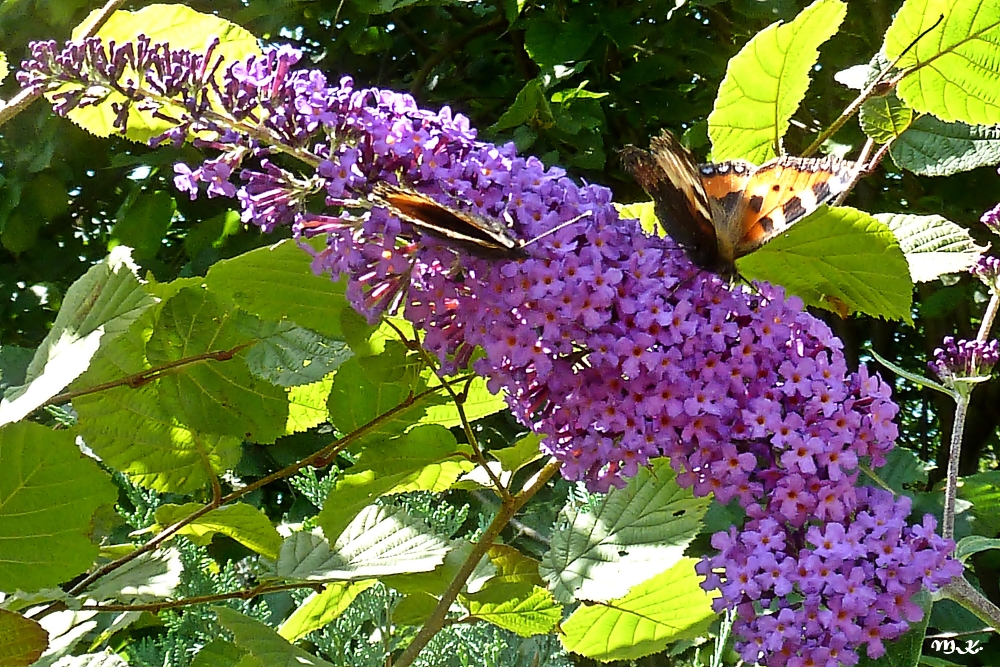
620 134 723 271
372 183 523 257
730 155 856 257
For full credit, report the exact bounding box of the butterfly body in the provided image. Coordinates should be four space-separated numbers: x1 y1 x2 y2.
620 131 857 278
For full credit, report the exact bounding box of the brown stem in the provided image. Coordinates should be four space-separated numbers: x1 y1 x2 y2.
43 342 255 413
64 380 457 599
392 459 562 667
80 581 322 612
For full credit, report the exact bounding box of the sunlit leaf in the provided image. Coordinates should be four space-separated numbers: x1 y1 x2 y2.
559 558 716 661
541 460 709 603
708 0 847 162
885 0 1000 126
0 423 116 591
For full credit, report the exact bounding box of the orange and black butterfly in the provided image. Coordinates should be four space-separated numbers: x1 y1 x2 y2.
620 130 857 278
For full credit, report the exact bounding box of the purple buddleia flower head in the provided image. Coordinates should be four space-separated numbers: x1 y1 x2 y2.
981 202 1000 236
971 254 1000 293
929 335 1000 392
20 38 965 664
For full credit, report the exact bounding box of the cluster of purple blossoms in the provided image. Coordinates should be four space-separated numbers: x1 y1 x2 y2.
698 488 960 665
929 336 1000 390
19 37 961 665
971 255 1000 293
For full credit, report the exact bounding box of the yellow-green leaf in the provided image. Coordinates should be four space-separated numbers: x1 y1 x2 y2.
559 558 716 661
708 0 847 163
885 0 1000 126
278 580 375 642
154 503 283 560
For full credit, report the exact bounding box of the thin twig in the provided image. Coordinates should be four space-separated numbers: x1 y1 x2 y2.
392 459 562 667
79 581 320 612
383 318 511 500
42 342 255 411
64 380 458 599
802 14 944 158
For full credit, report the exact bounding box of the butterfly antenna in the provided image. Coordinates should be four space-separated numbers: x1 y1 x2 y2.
520 210 594 249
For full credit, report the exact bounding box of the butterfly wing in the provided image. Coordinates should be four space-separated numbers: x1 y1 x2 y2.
706 155 857 261
620 131 724 272
372 183 523 257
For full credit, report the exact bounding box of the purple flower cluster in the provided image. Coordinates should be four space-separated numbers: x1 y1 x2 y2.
971 255 1000 293
980 201 1000 236
19 37 961 665
699 488 961 665
929 336 1000 390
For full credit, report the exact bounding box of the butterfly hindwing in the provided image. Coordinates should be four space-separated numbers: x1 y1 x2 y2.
723 155 856 259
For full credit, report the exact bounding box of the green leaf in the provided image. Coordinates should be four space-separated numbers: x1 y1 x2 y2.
245 322 352 388
205 239 354 339
278 580 376 642
154 503 283 559
67 5 262 143
486 544 545 587
875 212 986 282
540 459 709 603
859 91 914 143
868 446 929 492
72 314 242 493
191 640 248 667
955 535 1000 562
868 347 953 397
214 607 335 667
392 592 439 625
326 342 447 440
885 0 1000 126
0 609 47 667
317 425 473 543
274 505 451 581
82 548 182 603
737 206 913 322
146 287 289 444
490 434 543 474
185 210 242 259
111 191 176 259
0 247 154 426
959 471 1000 535
382 539 484 597
559 558 716 661
0 422 117 591
890 115 1000 176
708 0 847 162
616 201 660 236
286 374 334 434
460 581 562 637
491 80 554 133
522 16 599 67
